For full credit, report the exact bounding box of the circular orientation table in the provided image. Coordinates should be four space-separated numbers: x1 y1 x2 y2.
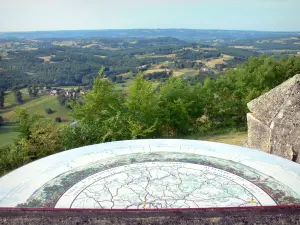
1 139 300 209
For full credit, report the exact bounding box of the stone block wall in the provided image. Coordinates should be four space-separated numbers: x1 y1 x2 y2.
247 74 300 163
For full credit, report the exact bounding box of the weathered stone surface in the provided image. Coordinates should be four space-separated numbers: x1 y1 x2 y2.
2 207 300 225
270 80 300 162
247 74 300 162
247 113 271 153
247 74 300 126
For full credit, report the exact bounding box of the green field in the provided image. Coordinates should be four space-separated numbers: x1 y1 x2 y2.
0 125 19 147
174 68 199 77
0 92 72 147
114 80 134 91
0 92 70 122
200 131 247 146
55 86 79 90
114 80 160 92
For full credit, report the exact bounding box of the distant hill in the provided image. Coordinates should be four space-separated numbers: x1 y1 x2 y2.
1 29 299 41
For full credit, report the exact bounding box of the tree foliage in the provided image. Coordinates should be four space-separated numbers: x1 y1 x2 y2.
0 115 4 126
13 90 23 104
0 89 4 108
14 108 42 140
2 55 300 175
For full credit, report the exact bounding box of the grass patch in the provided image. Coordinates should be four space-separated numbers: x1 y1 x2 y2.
255 40 270 44
272 40 285 44
55 86 79 90
82 43 98 48
180 68 199 77
136 54 176 59
232 46 255 49
151 61 171 69
194 60 203 63
173 68 199 77
25 96 71 121
25 72 36 75
94 55 107 59
0 94 71 122
38 56 52 62
205 54 234 68
144 68 170 74
0 94 72 147
199 47 217 51
0 125 19 147
114 80 134 92
144 67 198 77
103 47 120 51
173 71 185 77
185 128 247 147
200 131 247 146
114 80 159 92
52 41 74 46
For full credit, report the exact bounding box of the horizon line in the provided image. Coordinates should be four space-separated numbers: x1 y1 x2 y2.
1 28 300 34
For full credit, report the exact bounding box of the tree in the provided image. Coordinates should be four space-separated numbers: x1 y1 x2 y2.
159 77 194 136
125 72 160 137
0 89 4 108
0 145 27 176
32 87 39 97
45 108 54 114
17 120 63 161
98 66 105 78
38 83 45 90
110 75 117 82
57 95 67 106
14 90 23 104
28 87 33 96
1 111 62 175
70 68 127 143
0 116 4 126
14 107 42 140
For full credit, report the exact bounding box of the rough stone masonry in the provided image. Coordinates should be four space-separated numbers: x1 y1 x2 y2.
247 74 300 163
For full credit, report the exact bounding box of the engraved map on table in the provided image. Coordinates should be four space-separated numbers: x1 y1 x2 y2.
1 139 300 209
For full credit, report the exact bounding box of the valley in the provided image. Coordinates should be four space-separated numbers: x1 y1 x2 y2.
0 29 300 168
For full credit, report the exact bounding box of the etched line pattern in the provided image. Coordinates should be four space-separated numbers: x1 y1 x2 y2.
65 163 267 209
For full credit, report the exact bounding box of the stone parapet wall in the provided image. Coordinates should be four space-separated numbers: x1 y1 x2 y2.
247 74 300 162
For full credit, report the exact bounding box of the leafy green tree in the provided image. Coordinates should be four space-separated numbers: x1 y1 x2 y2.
98 65 105 78
0 89 4 108
14 108 42 140
28 87 33 96
18 120 63 161
0 115 4 126
14 90 23 104
57 95 67 106
125 72 160 137
45 108 53 114
159 77 195 136
38 83 45 90
32 87 39 97
0 145 28 176
0 111 62 175
70 67 126 144
60 124 92 149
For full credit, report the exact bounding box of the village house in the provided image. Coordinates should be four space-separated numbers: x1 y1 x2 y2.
50 89 58 96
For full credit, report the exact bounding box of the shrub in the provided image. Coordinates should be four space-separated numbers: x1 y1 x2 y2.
45 108 53 114
55 117 62 123
0 116 4 126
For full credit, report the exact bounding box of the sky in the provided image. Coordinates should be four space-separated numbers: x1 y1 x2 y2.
0 0 299 32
